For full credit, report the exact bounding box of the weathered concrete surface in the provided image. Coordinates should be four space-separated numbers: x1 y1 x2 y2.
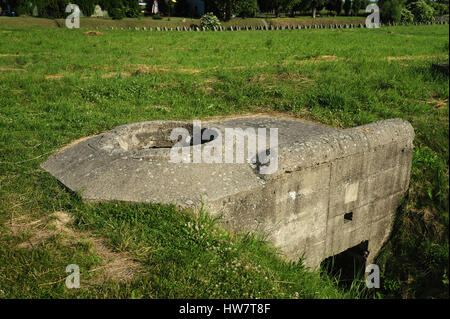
41 117 414 268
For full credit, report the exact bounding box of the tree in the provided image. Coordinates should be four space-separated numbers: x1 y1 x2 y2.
236 0 258 17
204 0 260 20
401 7 414 22
351 0 362 16
173 0 191 16
283 0 303 17
303 0 325 17
343 0 351 15
77 0 95 16
326 0 342 15
407 0 434 22
378 0 403 22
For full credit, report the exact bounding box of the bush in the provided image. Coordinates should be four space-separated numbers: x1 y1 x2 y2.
110 7 125 20
378 0 403 22
351 0 363 16
77 0 95 17
40 0 70 18
430 2 449 16
123 0 141 18
200 12 221 30
236 0 258 18
343 0 352 16
408 0 435 22
401 8 414 23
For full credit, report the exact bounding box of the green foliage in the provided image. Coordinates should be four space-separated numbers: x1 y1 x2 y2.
401 7 414 23
303 0 326 17
200 12 221 29
282 0 303 17
204 0 240 20
173 0 192 17
236 0 259 17
110 7 125 20
10 0 33 15
326 0 343 15
378 0 403 22
343 0 352 16
352 0 363 16
378 144 449 298
408 1 435 23
1 0 99 17
76 0 95 17
428 1 449 16
0 0 141 19
122 0 141 18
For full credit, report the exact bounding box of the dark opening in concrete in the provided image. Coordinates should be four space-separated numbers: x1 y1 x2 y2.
320 240 369 288
344 212 353 223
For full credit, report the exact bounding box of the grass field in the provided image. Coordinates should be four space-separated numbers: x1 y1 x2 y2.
0 24 448 299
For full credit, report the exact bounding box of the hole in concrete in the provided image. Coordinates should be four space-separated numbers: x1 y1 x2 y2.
344 212 353 223
117 123 218 151
320 240 369 288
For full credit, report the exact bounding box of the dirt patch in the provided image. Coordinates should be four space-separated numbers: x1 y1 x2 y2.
199 86 214 93
101 71 132 78
0 67 26 72
386 55 442 62
178 68 202 74
45 74 64 80
84 31 104 36
54 134 102 155
272 71 315 84
89 237 138 281
315 55 337 61
145 105 170 112
250 74 266 83
121 64 204 75
427 98 449 109
122 64 170 75
204 77 219 84
11 211 140 282
296 55 338 64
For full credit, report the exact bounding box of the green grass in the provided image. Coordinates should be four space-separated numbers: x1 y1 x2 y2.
0 24 448 299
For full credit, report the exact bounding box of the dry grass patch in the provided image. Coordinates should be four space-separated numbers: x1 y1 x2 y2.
44 74 64 80
10 211 141 282
298 55 338 64
83 31 104 36
0 66 26 72
427 98 449 109
386 55 445 62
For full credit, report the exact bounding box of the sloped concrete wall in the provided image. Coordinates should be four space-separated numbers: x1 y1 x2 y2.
207 119 414 268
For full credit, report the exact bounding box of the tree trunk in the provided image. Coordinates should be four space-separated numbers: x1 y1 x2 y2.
312 7 316 19
225 0 232 21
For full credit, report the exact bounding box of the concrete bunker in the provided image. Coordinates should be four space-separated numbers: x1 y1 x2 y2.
321 240 369 287
41 117 414 269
